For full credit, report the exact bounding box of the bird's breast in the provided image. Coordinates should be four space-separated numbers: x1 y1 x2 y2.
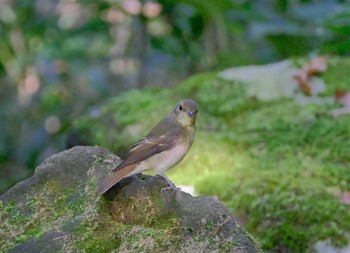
137 139 192 174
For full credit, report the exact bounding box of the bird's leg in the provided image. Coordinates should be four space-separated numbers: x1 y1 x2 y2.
160 173 181 192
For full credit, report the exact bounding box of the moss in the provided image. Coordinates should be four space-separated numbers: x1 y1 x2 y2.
322 57 350 95
193 105 350 251
73 213 126 252
72 195 183 253
179 72 259 117
0 182 92 252
0 200 34 248
71 56 350 252
193 98 350 251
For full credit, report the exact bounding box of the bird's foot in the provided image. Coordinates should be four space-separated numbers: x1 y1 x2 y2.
161 185 181 193
160 173 181 192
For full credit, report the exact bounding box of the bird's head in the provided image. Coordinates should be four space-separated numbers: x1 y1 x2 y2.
174 99 198 127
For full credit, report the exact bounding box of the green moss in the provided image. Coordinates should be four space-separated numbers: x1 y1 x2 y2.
179 72 259 117
72 196 183 253
0 183 92 252
193 102 349 252
74 214 126 252
8 210 31 225
71 56 350 252
323 57 350 95
0 200 35 248
192 98 350 251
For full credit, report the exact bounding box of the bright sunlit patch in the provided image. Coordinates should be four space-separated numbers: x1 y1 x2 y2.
23 67 40 95
147 19 172 37
109 58 137 75
17 67 41 106
103 8 125 24
122 0 141 15
143 2 162 18
56 0 82 30
0 4 16 23
45 115 61 134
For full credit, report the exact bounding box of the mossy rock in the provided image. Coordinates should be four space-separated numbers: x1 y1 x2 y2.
0 146 261 253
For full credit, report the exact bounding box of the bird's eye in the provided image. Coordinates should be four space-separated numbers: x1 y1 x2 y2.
179 105 183 111
195 109 198 114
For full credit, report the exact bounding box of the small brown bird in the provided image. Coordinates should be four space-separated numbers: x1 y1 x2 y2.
99 99 198 194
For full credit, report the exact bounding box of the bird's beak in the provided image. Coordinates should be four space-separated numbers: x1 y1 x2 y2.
188 111 194 117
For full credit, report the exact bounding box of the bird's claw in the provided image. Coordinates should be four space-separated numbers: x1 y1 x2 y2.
161 186 181 193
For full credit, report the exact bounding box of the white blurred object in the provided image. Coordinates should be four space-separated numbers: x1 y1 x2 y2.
314 240 350 253
218 60 328 101
178 185 196 196
219 60 300 101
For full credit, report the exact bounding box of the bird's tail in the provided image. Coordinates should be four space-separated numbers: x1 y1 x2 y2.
99 164 136 195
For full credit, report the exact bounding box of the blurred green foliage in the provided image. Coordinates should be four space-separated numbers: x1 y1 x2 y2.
0 1 349 193
1 0 349 250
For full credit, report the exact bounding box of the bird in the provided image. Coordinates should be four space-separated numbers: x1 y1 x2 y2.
99 99 198 194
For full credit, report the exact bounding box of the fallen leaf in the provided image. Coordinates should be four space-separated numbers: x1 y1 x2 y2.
293 56 328 95
335 91 350 106
330 91 350 117
293 72 311 95
306 56 328 76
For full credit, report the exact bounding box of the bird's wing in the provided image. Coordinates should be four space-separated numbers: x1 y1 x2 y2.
112 134 177 172
99 135 178 194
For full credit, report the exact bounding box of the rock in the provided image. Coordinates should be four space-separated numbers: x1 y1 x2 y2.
218 60 327 100
0 146 261 253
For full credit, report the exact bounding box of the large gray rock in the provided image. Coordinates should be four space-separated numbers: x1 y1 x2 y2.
0 146 261 253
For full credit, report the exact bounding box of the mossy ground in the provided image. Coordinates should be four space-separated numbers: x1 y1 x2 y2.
73 57 350 252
